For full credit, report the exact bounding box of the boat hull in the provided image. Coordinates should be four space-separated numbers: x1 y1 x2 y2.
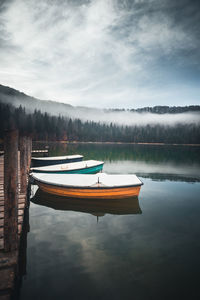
31 189 142 215
37 181 142 199
32 164 103 174
31 156 83 167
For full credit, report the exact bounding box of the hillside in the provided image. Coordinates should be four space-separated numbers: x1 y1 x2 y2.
0 84 199 119
0 84 75 116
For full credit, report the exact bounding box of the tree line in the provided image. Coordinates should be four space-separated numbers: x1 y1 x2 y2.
0 102 199 144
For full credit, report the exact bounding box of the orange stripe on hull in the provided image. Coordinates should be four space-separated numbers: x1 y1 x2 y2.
38 183 141 199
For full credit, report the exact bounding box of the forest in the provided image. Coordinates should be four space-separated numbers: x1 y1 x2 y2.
0 102 199 144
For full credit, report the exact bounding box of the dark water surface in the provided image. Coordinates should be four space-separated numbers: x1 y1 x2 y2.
19 143 200 300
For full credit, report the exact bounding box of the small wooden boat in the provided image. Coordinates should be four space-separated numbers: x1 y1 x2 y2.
31 154 83 167
31 189 142 216
31 173 143 199
31 160 104 174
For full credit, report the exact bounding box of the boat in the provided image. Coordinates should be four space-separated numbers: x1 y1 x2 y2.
31 160 104 174
31 154 83 167
31 189 142 216
31 173 143 199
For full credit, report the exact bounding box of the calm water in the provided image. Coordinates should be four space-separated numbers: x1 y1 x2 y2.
19 143 200 300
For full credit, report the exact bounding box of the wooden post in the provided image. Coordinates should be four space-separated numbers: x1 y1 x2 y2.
29 137 32 169
18 207 29 277
26 136 32 173
25 137 28 175
4 130 19 252
19 136 27 194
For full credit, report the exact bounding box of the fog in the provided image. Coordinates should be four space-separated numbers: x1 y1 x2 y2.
1 91 199 127
68 109 200 127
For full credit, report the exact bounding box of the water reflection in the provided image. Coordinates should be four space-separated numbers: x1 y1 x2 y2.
19 141 200 300
33 142 200 164
32 142 200 182
13 207 30 300
31 189 142 218
103 160 200 182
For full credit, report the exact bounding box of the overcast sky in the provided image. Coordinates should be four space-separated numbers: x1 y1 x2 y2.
0 0 200 108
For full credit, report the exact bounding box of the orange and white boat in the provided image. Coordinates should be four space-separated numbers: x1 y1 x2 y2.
31 189 142 216
31 173 143 199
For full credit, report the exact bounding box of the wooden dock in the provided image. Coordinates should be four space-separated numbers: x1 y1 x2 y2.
0 149 48 155
0 132 32 300
0 154 26 250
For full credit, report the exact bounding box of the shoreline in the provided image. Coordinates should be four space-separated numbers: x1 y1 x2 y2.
1 141 200 148
30 141 200 147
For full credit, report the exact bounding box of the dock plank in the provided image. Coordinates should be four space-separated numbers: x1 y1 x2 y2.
0 149 31 299
0 141 32 300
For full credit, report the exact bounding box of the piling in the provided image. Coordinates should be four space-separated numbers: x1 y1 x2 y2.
27 136 32 172
0 130 32 299
4 130 19 252
19 136 27 194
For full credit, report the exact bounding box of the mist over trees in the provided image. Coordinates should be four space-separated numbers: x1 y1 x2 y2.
0 85 199 144
0 85 200 126
0 102 199 144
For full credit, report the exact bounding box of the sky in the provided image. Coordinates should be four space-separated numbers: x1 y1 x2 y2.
0 0 200 109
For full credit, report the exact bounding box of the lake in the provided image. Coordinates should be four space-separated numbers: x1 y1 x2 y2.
18 143 200 300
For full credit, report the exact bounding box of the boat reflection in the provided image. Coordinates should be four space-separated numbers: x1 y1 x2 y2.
31 189 142 217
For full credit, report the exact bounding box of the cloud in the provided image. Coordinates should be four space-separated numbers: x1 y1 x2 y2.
0 0 199 108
